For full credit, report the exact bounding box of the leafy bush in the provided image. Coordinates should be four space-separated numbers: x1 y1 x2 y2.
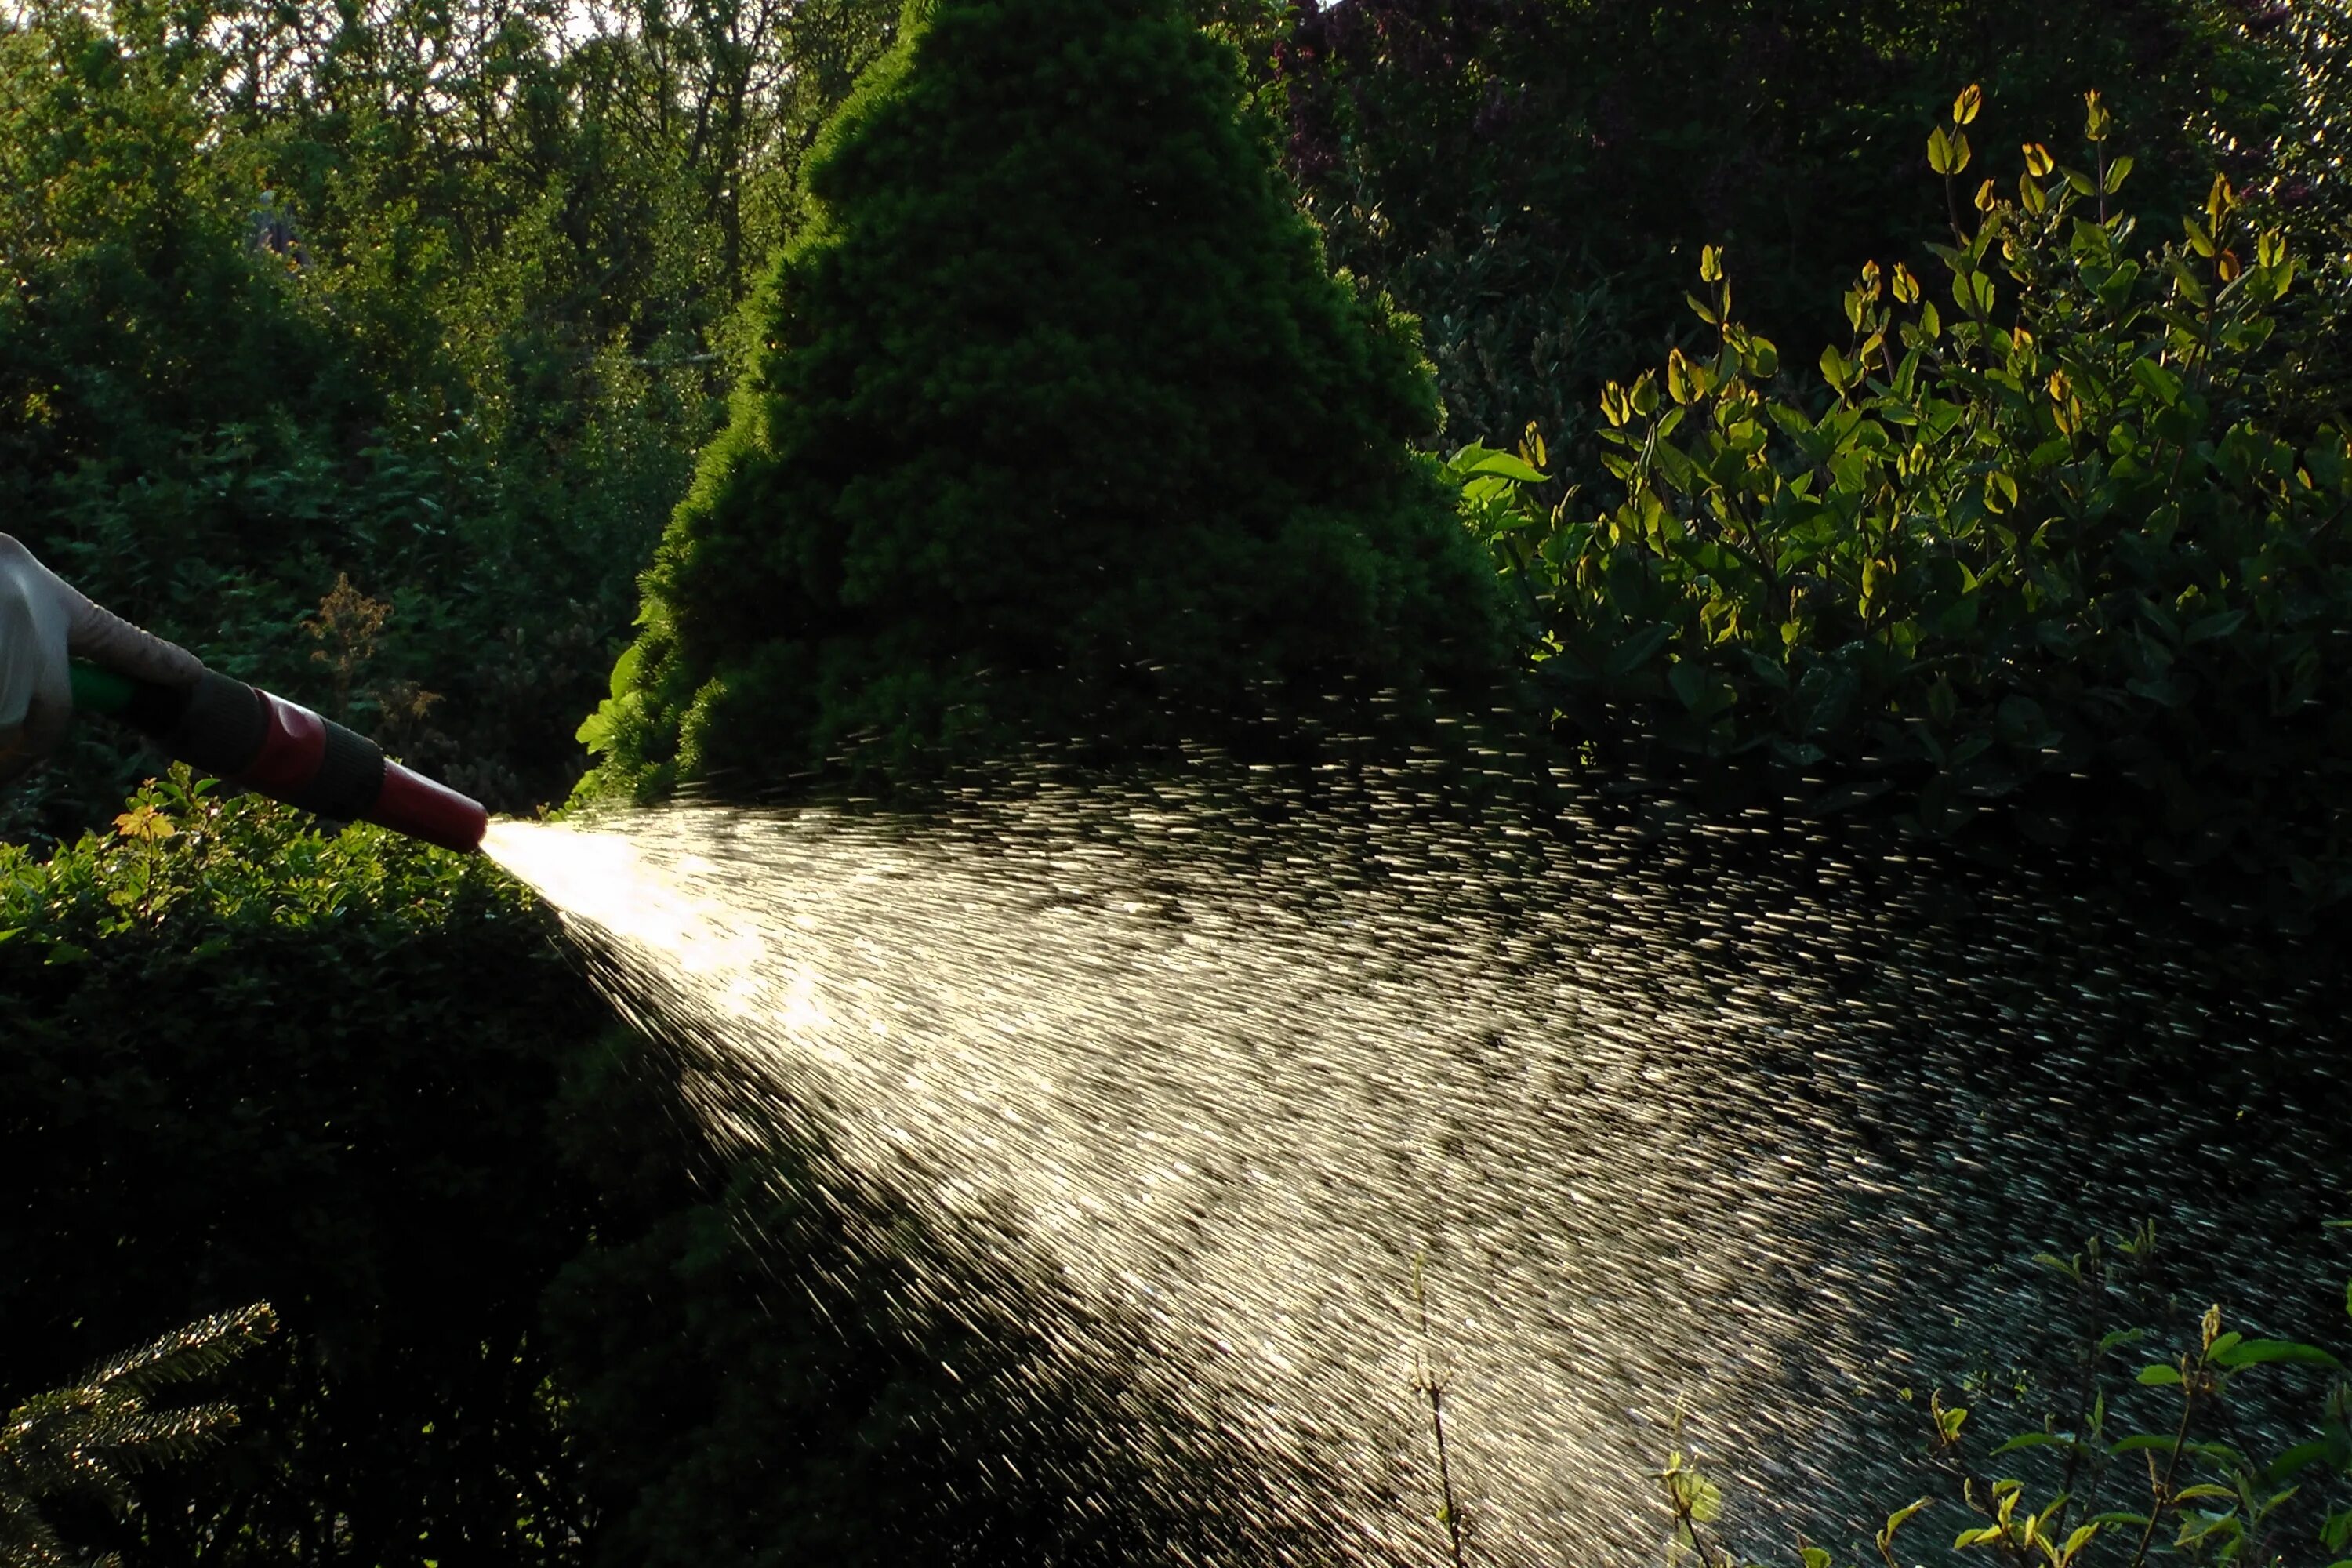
1457 91 2352 916
540 1031 1261 1568
0 771 607 1560
579 0 1506 801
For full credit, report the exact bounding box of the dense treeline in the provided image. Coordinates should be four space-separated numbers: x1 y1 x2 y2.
0 0 894 840
6 0 2351 1559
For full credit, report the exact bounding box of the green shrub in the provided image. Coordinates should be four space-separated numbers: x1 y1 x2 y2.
0 771 606 1560
2 768 1252 1564
540 1033 1245 1568
579 0 1507 802
1458 92 2352 916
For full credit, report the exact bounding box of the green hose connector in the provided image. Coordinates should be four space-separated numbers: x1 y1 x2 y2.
68 659 140 717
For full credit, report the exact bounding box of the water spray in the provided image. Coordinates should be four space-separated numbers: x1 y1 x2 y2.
68 658 488 853
488 782 2352 1565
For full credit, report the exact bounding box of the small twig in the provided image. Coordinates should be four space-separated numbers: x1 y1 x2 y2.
1413 1260 1471 1568
2127 1371 2198 1568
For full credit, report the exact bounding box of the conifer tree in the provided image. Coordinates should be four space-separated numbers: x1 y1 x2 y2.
578 0 1504 800
1 1303 276 1566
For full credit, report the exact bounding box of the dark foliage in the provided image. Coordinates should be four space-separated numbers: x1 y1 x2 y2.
1261 0 2294 462
2 1302 277 1566
0 775 605 1561
541 1033 1301 1566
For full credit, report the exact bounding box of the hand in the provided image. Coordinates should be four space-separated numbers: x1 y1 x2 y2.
0 534 204 782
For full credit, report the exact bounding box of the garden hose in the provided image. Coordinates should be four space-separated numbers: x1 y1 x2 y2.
68 659 488 854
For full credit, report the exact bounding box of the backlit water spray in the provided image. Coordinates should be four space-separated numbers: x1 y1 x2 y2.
481 771 2350 1566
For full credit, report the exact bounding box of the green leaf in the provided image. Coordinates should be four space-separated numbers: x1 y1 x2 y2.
2211 1339 2343 1370
1880 1497 1933 1549
607 640 644 700
2267 1440 2339 1481
1929 125 1962 176
2183 610 2248 644
2137 1363 2184 1386
2130 358 2185 406
2323 1508 2352 1551
1668 661 1736 718
1993 1432 2065 1455
1456 448 1548 485
1605 624 1673 678
2097 260 2143 307
1955 270 1996 318
575 698 622 753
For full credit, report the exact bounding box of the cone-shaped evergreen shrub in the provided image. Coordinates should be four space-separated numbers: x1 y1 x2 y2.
578 0 1504 800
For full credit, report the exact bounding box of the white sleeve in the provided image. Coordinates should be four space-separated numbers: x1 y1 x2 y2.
0 534 74 778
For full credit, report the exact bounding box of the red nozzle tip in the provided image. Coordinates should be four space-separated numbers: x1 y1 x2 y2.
368 760 488 854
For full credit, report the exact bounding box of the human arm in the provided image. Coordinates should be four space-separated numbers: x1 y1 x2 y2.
0 534 204 782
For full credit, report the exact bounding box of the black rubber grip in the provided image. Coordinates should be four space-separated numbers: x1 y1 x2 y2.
162 670 269 777
292 717 387 821
118 675 195 737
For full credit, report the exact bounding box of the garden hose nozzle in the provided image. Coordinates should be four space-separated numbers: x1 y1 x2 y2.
70 660 488 855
